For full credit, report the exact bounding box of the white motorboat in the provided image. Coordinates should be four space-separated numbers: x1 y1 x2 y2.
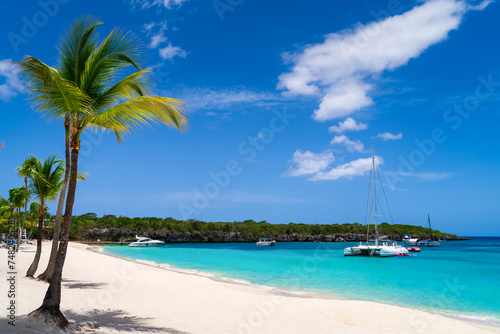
129 236 165 247
344 144 409 258
404 215 441 247
256 238 276 246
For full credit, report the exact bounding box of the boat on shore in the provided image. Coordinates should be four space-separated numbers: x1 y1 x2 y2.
129 236 165 247
256 238 276 246
344 144 409 258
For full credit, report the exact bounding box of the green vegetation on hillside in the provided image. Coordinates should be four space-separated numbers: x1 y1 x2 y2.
64 213 458 240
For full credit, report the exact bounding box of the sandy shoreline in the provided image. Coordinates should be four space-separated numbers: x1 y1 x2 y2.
0 242 499 334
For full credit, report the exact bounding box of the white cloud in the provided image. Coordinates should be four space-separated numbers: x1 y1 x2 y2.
313 79 373 121
328 117 368 133
278 0 491 121
283 150 335 177
376 132 403 141
150 32 167 49
0 59 23 102
130 0 188 10
159 44 188 60
395 171 452 180
311 156 383 181
169 87 282 111
330 135 364 153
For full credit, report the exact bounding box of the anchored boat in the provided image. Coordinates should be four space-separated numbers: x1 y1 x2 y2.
256 238 276 246
344 144 409 258
405 214 441 247
129 236 165 247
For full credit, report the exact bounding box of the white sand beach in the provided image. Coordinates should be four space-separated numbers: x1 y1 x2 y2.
1 242 499 334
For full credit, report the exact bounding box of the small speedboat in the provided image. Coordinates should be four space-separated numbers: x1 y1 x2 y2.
129 236 165 247
256 238 276 246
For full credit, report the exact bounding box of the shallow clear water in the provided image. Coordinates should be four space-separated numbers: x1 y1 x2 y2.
104 237 500 324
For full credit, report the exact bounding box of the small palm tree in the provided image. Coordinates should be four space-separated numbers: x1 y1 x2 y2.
16 157 36 252
26 155 64 278
8 188 25 243
18 16 188 327
28 202 40 239
0 196 11 240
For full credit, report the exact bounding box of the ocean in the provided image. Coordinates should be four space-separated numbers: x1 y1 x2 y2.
103 237 500 325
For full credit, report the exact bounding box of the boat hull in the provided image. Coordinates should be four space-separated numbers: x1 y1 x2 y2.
344 244 409 257
129 242 165 247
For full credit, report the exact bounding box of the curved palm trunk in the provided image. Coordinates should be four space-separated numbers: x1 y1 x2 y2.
26 203 45 277
38 120 70 281
30 146 79 328
17 178 28 252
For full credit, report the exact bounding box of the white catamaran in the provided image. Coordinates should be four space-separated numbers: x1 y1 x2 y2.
344 144 409 257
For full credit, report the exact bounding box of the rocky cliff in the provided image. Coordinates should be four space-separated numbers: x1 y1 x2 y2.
81 228 470 243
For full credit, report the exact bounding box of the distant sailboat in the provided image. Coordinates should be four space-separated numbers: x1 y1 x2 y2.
406 214 440 247
344 144 409 257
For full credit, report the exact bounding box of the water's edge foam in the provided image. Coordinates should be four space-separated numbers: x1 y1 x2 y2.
93 245 500 329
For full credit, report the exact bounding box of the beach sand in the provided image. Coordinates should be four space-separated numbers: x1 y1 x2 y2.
0 242 498 334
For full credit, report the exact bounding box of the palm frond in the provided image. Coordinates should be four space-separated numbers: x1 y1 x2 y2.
15 57 92 120
80 27 144 98
91 69 151 110
58 16 102 86
86 96 188 143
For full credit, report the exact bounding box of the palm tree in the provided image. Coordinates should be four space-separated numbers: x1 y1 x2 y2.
38 170 86 282
26 155 64 278
8 188 25 244
17 157 36 252
28 202 40 239
17 16 188 327
0 196 11 241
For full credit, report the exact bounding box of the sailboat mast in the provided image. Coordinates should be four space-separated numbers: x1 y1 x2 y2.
372 143 378 246
428 213 433 240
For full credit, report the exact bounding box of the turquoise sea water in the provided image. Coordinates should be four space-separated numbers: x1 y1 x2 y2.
104 237 500 325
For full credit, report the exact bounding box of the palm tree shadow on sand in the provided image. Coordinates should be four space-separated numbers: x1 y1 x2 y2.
14 309 187 333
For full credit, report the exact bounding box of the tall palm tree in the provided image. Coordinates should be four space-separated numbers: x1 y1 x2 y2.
38 170 86 282
17 16 188 327
17 157 36 252
26 155 64 278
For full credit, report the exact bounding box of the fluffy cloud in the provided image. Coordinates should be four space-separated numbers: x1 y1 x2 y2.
311 156 383 181
0 59 23 102
278 0 490 121
329 117 368 133
159 44 188 60
283 150 335 177
283 149 383 181
376 132 403 141
330 135 364 153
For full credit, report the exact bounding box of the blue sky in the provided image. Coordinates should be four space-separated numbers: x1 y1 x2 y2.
1 0 499 236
